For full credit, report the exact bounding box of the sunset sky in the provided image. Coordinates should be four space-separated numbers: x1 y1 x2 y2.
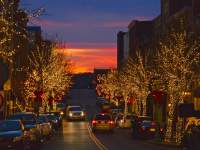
21 0 160 73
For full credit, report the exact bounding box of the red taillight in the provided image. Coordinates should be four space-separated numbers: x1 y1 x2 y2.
151 122 156 127
92 120 97 125
108 120 114 124
139 127 145 132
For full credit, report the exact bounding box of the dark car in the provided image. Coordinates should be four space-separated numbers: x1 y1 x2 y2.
131 116 157 138
110 108 123 119
45 114 59 131
96 97 107 106
49 112 63 127
56 103 66 116
96 98 111 112
0 120 30 150
8 113 43 145
91 113 115 133
182 118 200 150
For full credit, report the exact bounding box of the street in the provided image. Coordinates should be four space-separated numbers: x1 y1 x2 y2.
1 1 200 150
41 89 181 150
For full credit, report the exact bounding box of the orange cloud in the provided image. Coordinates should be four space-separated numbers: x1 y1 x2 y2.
56 43 117 73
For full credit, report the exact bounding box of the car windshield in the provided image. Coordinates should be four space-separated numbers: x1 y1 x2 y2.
47 115 56 120
69 106 82 111
141 121 152 126
126 115 136 120
95 114 111 120
38 116 47 123
50 112 60 117
57 103 65 109
139 116 152 121
0 121 21 132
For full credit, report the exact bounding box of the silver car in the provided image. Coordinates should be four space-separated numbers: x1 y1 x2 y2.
66 106 86 121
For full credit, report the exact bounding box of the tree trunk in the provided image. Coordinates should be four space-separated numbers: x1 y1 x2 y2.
124 95 128 116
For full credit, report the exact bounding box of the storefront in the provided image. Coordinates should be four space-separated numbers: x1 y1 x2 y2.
147 90 167 126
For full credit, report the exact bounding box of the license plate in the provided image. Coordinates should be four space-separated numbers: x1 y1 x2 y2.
150 128 156 132
99 121 105 124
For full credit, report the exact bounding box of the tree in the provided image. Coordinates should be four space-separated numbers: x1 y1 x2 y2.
97 70 119 101
0 0 28 61
120 52 153 116
97 52 153 116
24 47 72 112
157 31 200 143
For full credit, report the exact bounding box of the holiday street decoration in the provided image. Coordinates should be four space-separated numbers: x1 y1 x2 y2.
0 0 28 61
24 48 72 112
157 31 200 143
151 90 165 104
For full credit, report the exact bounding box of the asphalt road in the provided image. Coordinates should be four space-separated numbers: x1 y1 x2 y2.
41 89 181 150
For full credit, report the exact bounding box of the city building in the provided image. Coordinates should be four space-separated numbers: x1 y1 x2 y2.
117 31 126 69
123 32 129 60
116 0 200 127
128 20 154 61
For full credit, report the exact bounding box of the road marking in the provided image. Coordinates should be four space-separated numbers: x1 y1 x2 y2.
87 123 109 150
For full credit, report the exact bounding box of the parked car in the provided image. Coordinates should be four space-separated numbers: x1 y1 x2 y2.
66 105 86 121
182 117 200 150
96 97 111 110
0 120 30 150
49 112 63 127
91 113 115 132
8 112 43 145
96 97 107 106
44 114 59 131
117 114 137 128
37 115 52 139
131 116 157 138
56 102 66 116
110 108 123 119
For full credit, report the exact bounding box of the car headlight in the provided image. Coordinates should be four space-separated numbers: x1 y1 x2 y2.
69 112 73 117
81 112 85 116
53 120 58 123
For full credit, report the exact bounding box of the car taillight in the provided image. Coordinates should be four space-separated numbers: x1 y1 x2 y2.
108 120 114 124
160 128 164 132
140 127 145 132
151 122 156 127
92 120 97 125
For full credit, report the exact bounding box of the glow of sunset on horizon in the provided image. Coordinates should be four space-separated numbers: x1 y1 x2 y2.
56 46 116 74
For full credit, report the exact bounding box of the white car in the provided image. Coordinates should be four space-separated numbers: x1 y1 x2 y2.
117 114 137 128
66 105 86 121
